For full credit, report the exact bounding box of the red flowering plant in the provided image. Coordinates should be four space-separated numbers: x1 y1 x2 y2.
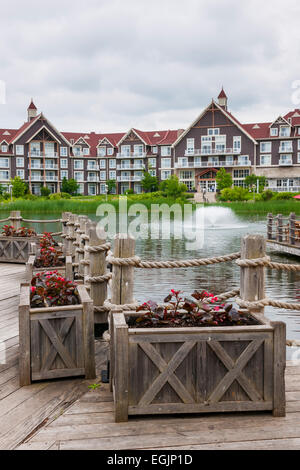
30 271 80 308
2 225 36 237
133 289 256 328
34 232 64 268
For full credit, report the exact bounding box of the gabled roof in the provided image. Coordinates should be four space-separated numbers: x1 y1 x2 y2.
27 99 37 110
10 114 41 144
62 132 125 155
269 115 291 128
218 87 227 99
133 129 179 146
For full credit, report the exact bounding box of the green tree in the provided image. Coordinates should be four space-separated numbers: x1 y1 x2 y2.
0 184 5 196
141 171 159 193
244 174 266 193
61 177 79 196
41 185 51 197
11 176 26 198
159 175 187 198
107 179 116 194
216 168 233 190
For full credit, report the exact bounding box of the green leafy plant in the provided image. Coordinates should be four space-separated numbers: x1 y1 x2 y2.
30 272 80 308
141 171 159 193
216 168 233 190
61 177 80 196
2 225 36 237
88 383 101 391
11 176 27 198
159 175 187 199
41 186 51 197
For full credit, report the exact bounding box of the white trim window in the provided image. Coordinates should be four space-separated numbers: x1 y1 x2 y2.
186 138 195 155
148 158 156 167
179 157 189 168
121 145 131 156
208 128 220 136
83 147 90 155
0 158 9 168
260 154 271 166
87 160 97 170
149 169 156 177
161 158 171 169
107 147 114 156
161 170 171 180
152 146 158 154
60 147 68 157
100 183 106 194
100 171 106 181
260 142 271 153
16 145 24 155
279 126 290 137
97 146 106 157
161 146 171 156
73 146 81 156
61 170 68 179
238 155 250 166
77 183 84 194
134 144 143 156
74 171 84 181
88 184 96 196
74 160 83 170
270 128 278 137
109 170 116 180
298 140 300 151
16 169 24 178
109 159 116 169
233 136 241 153
1 144 8 153
279 141 293 152
60 159 68 169
99 159 106 169
16 157 24 167
0 170 9 180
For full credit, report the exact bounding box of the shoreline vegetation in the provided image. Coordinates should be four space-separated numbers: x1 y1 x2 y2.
0 193 300 216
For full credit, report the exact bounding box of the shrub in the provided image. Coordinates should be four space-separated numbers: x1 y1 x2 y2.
261 189 274 201
125 189 134 195
273 192 295 200
219 187 252 201
41 186 51 197
2 225 36 237
159 175 187 199
34 232 62 268
30 272 80 308
11 176 27 198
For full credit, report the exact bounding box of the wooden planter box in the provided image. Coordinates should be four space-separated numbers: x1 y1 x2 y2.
0 235 40 263
111 311 286 422
19 283 95 386
25 254 73 281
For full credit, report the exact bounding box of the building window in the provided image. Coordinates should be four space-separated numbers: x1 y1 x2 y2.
180 171 193 179
238 155 250 166
77 183 84 194
74 160 83 169
279 126 290 137
208 128 220 136
87 160 97 170
99 159 106 169
107 147 114 156
16 169 24 178
186 138 195 154
161 158 171 168
109 159 116 169
16 157 24 167
73 146 81 156
83 147 90 155
88 184 96 196
279 141 293 152
109 170 116 180
298 140 300 150
260 155 271 166
60 159 68 168
121 145 131 156
233 169 250 178
260 142 272 153
233 180 246 188
161 146 171 156
60 147 68 157
100 171 106 180
61 170 68 179
134 144 143 156
148 158 156 167
152 146 158 154
233 136 241 153
298 153 300 163
100 183 106 194
161 170 171 180
0 170 9 180
0 158 9 168
149 169 156 177
16 145 24 155
270 128 278 137
97 146 106 157
74 171 84 181
1 144 8 153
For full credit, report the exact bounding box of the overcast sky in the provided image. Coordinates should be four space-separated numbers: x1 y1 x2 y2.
0 0 300 133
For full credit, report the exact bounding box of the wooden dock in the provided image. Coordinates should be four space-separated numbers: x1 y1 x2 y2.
1 264 300 450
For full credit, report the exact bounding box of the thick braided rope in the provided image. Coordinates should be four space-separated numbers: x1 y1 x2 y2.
104 299 139 311
86 273 112 283
76 247 84 254
106 252 241 269
236 256 300 272
73 241 80 246
22 218 62 223
0 218 10 223
9 216 23 221
85 243 111 253
217 288 240 301
66 221 75 226
236 297 300 311
66 235 77 241
72 262 79 267
51 232 62 237
81 234 89 241
286 339 300 347
61 234 67 239
94 306 109 313
80 259 90 266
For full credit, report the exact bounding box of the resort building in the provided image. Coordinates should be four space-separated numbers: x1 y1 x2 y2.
0 91 300 195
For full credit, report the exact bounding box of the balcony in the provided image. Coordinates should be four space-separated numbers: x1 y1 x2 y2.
29 164 59 170
87 165 99 171
279 158 293 166
116 152 146 159
117 175 143 182
45 176 58 182
31 176 43 182
117 164 145 170
87 177 99 182
29 152 59 158
184 148 241 157
279 147 293 154
175 159 250 169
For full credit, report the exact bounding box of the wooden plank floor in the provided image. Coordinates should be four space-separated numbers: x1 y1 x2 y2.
0 263 107 450
1 263 300 450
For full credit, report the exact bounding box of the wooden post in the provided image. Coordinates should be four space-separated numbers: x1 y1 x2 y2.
74 215 88 276
289 212 296 246
83 220 93 285
77 284 96 379
240 234 266 314
113 313 129 422
10 210 22 230
277 214 283 243
66 214 76 255
111 233 135 306
19 283 31 386
109 307 122 392
270 321 286 417
267 213 273 240
88 224 108 324
61 212 72 255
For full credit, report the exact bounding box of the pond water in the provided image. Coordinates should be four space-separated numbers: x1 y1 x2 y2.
2 206 300 357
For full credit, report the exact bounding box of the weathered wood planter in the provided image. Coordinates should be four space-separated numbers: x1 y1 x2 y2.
111 311 286 422
0 235 40 263
25 254 73 281
19 283 95 386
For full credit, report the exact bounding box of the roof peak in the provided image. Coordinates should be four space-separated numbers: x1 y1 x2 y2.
27 99 37 110
218 87 227 99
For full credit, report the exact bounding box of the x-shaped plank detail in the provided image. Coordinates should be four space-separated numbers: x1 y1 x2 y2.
207 339 264 403
13 241 27 260
39 317 76 371
138 341 196 406
0 241 11 258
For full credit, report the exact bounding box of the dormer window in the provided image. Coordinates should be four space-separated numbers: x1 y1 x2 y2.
280 126 290 137
1 144 8 153
208 128 220 136
270 128 278 137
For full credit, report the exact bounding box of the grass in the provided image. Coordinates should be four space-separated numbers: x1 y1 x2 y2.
210 200 300 216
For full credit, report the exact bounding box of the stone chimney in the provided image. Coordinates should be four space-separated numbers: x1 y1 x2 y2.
27 99 37 122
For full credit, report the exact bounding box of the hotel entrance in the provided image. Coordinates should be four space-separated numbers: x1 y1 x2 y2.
196 168 218 192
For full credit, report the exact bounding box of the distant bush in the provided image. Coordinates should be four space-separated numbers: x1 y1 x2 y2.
49 192 71 200
219 187 252 201
260 189 275 201
273 192 295 200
